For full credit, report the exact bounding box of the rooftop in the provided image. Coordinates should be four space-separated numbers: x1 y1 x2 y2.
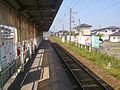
111 31 120 36
98 26 120 31
75 23 92 30
59 30 68 33
3 0 63 31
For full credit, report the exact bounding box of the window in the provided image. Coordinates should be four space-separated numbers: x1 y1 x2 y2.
112 30 116 32
113 37 115 39
118 37 120 39
105 30 107 32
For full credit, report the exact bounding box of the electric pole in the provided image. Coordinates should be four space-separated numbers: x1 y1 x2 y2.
78 19 81 25
70 8 72 43
54 25 55 36
62 24 64 31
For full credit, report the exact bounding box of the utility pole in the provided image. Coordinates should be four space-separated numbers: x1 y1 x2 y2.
54 25 55 36
70 8 72 43
78 19 81 25
62 24 64 31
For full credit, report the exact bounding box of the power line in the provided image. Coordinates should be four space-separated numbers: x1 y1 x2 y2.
63 0 75 13
84 0 120 18
72 0 85 10
71 0 83 9
56 0 82 31
78 0 98 11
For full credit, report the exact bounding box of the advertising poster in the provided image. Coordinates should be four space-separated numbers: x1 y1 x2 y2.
79 36 92 46
0 31 1 46
67 35 70 41
71 36 74 42
0 48 1 71
85 36 92 46
0 26 15 71
92 36 99 48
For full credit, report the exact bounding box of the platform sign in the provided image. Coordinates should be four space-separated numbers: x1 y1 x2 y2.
92 36 99 48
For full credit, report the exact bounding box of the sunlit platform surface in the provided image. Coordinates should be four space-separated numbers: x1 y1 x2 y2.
7 40 73 90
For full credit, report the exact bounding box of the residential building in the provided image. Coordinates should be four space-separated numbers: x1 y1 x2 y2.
58 30 68 37
74 23 92 36
91 29 98 36
96 26 120 41
110 31 120 42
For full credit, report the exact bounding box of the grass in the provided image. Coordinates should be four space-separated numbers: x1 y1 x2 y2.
50 36 120 80
113 48 120 52
101 42 120 47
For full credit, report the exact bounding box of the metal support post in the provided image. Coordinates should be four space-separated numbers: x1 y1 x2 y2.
20 43 24 72
0 73 3 90
69 8 72 44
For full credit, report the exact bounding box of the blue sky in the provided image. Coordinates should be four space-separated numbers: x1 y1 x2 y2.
50 0 120 32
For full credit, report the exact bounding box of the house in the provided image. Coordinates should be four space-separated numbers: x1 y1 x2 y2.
91 29 98 36
73 23 92 44
58 30 68 37
110 31 120 42
74 23 92 36
96 26 120 41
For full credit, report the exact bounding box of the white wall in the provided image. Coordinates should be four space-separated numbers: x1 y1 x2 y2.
101 35 109 41
110 36 120 42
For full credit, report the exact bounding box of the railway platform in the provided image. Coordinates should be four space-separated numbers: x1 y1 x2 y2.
7 40 73 90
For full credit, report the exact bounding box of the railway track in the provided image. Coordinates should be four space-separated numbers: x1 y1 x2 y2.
52 43 113 90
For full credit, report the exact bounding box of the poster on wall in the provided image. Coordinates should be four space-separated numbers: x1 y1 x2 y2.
92 36 99 48
0 25 15 71
0 31 1 46
85 36 92 46
71 36 74 42
67 35 70 41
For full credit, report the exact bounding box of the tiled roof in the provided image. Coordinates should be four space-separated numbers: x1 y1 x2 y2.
59 30 68 33
75 23 92 30
111 31 120 36
98 26 120 31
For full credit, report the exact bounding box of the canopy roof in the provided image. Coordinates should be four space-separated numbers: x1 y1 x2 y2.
3 0 63 31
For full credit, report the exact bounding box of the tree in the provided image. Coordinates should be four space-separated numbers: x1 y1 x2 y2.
97 33 104 39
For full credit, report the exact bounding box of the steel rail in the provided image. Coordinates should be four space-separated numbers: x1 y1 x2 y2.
52 43 113 90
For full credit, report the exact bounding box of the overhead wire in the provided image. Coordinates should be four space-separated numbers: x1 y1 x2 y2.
52 0 120 32
56 0 81 30
84 0 120 18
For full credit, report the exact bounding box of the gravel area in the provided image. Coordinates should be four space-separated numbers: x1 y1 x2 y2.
99 42 120 59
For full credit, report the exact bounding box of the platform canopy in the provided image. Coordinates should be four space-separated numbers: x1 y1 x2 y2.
3 0 63 31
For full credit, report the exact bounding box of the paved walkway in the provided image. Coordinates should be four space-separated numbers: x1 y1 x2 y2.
8 40 73 90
